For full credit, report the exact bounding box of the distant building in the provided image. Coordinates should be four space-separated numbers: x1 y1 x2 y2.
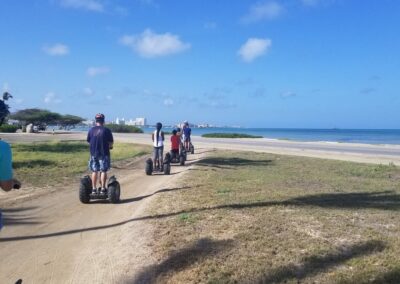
115 118 125 125
126 117 147 126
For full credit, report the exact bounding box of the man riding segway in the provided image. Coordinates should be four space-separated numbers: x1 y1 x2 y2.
87 113 114 195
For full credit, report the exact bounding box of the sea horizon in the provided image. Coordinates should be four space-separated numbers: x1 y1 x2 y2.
70 126 400 145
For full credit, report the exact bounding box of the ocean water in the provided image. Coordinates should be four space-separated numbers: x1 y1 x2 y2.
144 128 400 145
72 126 400 145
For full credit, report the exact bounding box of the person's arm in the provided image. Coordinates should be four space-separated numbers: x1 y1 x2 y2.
0 143 20 191
151 132 154 142
161 131 165 141
87 130 91 143
108 130 114 149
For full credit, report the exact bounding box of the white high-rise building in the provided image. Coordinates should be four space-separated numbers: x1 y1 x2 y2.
136 117 146 126
115 118 125 125
125 117 147 126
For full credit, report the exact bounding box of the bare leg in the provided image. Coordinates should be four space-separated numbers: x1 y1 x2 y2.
100 172 107 189
91 171 98 189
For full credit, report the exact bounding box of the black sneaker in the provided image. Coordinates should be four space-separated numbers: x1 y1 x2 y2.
91 189 97 194
100 188 107 194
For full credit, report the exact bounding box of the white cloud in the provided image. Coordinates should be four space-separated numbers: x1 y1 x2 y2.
87 66 110 77
163 98 174 106
241 1 283 23
44 92 62 104
119 29 191 58
60 0 104 12
83 87 94 95
238 38 271 63
43 43 69 56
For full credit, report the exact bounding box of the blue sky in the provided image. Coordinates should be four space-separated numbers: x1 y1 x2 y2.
1 0 399 128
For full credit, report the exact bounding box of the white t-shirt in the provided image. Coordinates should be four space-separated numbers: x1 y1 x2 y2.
153 130 164 147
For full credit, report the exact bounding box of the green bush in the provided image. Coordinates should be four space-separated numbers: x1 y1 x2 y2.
105 124 143 133
202 133 262 138
0 124 19 133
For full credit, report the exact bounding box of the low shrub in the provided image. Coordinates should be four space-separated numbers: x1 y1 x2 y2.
105 124 143 133
0 124 19 133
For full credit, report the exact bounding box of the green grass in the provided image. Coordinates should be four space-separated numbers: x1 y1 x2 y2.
12 141 149 187
202 133 263 138
144 151 400 283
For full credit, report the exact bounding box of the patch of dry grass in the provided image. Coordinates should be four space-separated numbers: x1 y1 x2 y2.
141 151 400 283
12 141 150 188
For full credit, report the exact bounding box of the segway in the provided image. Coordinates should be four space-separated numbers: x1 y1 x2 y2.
79 175 120 204
145 154 171 175
180 142 188 161
189 142 194 154
167 149 185 166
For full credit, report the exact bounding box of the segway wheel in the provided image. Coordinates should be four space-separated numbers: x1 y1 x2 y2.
190 145 194 154
108 182 120 204
79 175 91 204
164 163 171 175
179 155 185 166
145 158 153 175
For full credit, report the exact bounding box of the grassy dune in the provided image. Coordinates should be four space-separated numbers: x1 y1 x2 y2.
142 151 400 283
12 141 150 187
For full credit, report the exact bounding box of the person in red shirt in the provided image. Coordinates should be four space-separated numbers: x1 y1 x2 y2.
170 129 180 159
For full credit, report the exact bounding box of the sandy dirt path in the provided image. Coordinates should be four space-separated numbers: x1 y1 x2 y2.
0 153 202 283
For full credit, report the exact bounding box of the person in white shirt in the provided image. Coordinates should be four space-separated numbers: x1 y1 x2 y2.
151 122 165 170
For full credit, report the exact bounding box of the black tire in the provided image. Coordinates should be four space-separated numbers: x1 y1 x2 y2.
165 152 172 164
79 176 91 204
108 182 120 203
164 163 171 175
145 158 153 175
190 145 194 154
179 155 185 166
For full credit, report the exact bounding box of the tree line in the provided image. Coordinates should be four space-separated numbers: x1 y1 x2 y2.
0 92 84 131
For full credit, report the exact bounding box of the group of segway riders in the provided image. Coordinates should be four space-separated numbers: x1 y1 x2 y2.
80 114 194 203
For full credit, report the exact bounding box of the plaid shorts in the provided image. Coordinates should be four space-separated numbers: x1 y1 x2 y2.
89 156 111 172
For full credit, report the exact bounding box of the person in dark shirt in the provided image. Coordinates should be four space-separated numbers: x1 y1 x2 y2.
183 121 191 151
87 113 114 194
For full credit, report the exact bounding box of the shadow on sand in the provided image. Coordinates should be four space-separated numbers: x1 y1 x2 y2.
13 160 57 169
196 157 274 169
1 207 41 227
2 190 399 242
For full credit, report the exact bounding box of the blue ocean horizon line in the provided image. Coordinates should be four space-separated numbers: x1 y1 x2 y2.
146 127 400 145
71 126 400 145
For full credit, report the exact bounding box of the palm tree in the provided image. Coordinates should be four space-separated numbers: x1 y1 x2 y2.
0 91 13 126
